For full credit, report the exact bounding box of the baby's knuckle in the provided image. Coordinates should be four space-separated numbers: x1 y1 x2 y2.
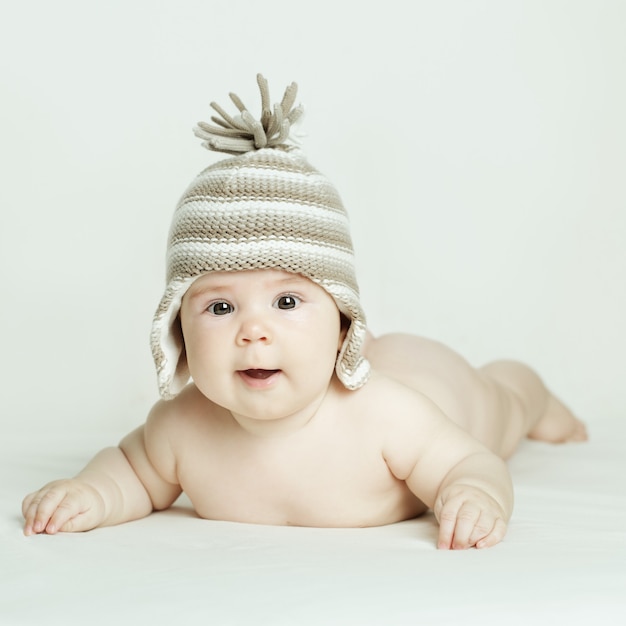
472 528 492 546
56 499 78 513
439 509 458 524
456 507 479 523
480 513 496 529
39 488 66 505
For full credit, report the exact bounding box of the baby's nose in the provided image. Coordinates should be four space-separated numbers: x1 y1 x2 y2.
236 316 272 344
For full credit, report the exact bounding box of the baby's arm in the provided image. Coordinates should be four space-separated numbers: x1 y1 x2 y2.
22 405 182 535
382 384 513 550
22 445 153 535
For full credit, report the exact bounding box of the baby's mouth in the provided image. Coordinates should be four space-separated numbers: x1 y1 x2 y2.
240 369 281 380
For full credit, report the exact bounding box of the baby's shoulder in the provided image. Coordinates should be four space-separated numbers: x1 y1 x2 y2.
348 371 432 404
341 371 444 427
145 384 223 439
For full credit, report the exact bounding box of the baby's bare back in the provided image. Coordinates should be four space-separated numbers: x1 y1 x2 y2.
365 333 586 453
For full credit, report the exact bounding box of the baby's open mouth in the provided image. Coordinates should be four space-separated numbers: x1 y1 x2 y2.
240 369 281 380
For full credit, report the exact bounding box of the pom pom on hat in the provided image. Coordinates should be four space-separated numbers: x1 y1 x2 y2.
151 74 370 399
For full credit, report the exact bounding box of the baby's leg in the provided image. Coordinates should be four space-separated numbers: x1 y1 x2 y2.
365 333 587 459
478 360 588 457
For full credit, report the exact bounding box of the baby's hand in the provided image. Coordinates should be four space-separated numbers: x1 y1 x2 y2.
22 479 106 536
434 484 508 550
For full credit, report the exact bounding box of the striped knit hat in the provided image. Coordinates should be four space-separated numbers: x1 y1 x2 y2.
151 74 370 399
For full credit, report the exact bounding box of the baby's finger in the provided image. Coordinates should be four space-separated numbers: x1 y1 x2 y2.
450 505 482 550
474 517 507 549
21 492 36 519
22 494 39 536
436 506 460 550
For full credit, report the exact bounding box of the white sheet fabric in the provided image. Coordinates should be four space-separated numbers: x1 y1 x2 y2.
2 417 625 625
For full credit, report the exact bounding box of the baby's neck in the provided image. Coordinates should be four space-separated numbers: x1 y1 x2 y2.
228 381 341 439
229 406 320 438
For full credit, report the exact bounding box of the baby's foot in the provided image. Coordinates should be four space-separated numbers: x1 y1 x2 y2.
528 395 588 443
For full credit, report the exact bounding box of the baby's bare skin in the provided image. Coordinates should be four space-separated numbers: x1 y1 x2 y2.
22 270 586 549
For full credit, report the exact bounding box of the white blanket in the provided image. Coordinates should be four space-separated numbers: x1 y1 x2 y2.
2 417 624 625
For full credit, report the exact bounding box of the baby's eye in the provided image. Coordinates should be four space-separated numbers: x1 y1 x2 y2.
207 301 234 316
274 295 300 310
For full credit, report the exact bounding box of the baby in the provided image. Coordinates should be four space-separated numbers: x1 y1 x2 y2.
22 75 587 549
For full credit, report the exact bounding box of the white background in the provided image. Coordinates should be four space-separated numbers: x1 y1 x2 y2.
1 0 624 435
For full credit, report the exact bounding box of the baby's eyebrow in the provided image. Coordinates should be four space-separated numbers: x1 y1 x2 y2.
186 283 228 300
273 275 309 287
186 273 310 300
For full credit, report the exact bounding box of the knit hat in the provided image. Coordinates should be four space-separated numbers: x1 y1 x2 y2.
151 74 370 399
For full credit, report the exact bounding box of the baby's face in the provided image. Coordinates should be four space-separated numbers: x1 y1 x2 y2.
180 269 343 425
